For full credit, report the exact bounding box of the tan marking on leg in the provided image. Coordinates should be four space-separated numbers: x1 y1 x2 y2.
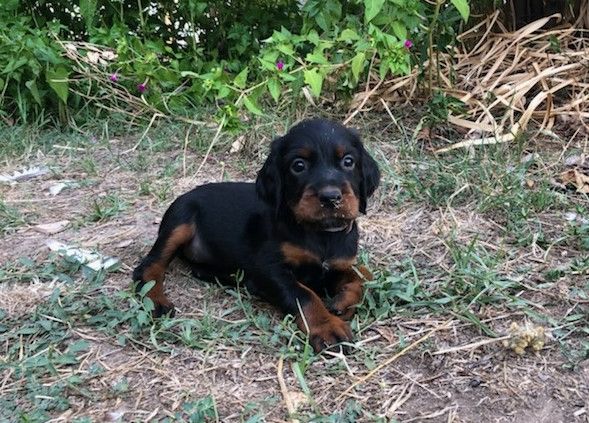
143 223 196 310
331 265 373 320
326 256 357 271
296 283 352 352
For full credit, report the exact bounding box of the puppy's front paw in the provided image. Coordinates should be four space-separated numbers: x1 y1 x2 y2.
330 285 362 320
134 280 175 318
152 301 175 318
307 315 352 352
330 265 372 320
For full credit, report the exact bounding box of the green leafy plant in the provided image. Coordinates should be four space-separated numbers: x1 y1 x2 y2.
0 13 72 124
2 0 472 125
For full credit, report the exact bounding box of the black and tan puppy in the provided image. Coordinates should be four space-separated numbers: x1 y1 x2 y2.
133 118 380 352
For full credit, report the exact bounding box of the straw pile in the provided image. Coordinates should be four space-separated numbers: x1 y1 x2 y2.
352 9 589 152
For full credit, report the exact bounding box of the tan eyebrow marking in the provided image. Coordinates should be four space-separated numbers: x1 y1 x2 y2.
335 145 346 159
294 148 312 158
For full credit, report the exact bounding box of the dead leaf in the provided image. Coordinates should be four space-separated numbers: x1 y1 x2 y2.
288 391 308 411
48 181 78 196
416 127 432 141
45 240 120 272
101 50 117 61
560 168 589 193
114 239 133 249
564 154 583 167
34 220 70 235
0 166 49 183
230 135 245 154
104 407 127 422
86 51 100 64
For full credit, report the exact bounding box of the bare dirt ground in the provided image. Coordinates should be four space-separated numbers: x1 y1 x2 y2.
1 116 588 422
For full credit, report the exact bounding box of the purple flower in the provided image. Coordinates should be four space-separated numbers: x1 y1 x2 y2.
276 59 284 71
137 83 147 94
404 39 413 49
109 73 119 82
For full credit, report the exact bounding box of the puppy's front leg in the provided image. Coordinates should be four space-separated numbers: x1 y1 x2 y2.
294 283 352 352
330 265 373 320
255 269 352 352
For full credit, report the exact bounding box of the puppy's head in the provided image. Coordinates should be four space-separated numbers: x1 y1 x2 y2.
256 119 380 231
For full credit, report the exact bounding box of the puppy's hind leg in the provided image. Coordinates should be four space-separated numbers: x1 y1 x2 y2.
133 222 196 317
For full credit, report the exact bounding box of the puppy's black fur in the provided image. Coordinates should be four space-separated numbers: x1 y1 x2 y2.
133 118 380 352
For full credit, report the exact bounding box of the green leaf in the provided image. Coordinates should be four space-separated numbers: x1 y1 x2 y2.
25 80 41 105
378 58 390 80
243 96 263 115
278 72 297 82
351 52 365 80
303 69 323 97
217 85 231 99
450 0 470 22
391 21 407 41
268 78 281 102
68 340 90 354
233 67 248 89
4 0 19 11
46 66 69 104
80 0 98 32
305 52 329 65
138 281 155 297
277 44 294 56
306 30 321 45
292 362 311 395
338 29 360 42
364 0 385 23
180 71 200 78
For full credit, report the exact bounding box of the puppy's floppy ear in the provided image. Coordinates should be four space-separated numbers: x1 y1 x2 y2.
358 144 380 214
256 137 283 211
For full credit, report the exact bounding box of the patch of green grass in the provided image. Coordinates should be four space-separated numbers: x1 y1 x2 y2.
0 198 26 234
0 255 81 284
395 143 569 245
127 152 151 173
0 124 49 157
153 180 174 203
359 239 530 334
130 122 227 154
138 179 152 196
166 396 219 422
566 221 589 251
0 122 109 158
87 194 127 222
79 156 99 176
160 159 181 178
0 256 295 419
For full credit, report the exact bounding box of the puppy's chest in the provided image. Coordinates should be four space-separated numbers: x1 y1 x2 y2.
280 242 356 275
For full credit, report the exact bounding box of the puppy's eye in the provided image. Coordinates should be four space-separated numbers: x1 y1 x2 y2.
290 158 307 174
341 155 355 170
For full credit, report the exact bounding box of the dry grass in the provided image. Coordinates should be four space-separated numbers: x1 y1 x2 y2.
349 12 589 153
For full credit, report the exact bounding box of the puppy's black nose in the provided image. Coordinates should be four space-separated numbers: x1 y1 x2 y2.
318 188 343 208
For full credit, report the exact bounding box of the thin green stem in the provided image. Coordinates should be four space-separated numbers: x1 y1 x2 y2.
428 0 443 98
